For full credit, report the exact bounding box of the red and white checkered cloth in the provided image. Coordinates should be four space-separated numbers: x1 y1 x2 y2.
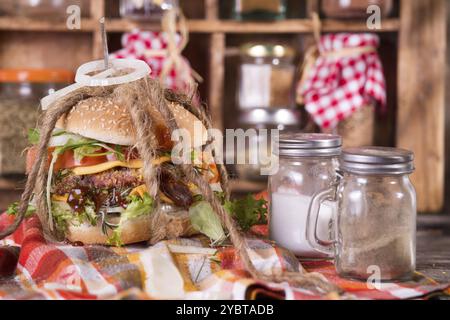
111 29 194 93
297 33 386 129
1 213 449 300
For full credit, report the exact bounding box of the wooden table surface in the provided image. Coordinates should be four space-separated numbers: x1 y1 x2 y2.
1 185 449 284
417 215 450 283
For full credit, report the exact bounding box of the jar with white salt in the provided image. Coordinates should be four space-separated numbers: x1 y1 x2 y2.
268 133 342 259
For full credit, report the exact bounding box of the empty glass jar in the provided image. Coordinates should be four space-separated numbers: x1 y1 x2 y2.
238 43 296 110
269 133 342 259
120 0 178 20
307 147 416 281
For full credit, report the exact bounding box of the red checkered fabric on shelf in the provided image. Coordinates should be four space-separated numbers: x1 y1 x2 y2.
111 29 192 93
297 33 386 129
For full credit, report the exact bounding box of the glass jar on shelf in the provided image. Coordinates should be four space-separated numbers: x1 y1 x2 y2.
120 0 178 20
0 0 16 16
307 147 416 281
232 0 287 21
321 0 393 19
0 69 74 175
238 43 296 110
16 0 90 19
234 108 303 182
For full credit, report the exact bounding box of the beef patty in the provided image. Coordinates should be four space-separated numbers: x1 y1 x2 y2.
53 168 144 195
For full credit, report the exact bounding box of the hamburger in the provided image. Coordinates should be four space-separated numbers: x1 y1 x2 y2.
26 96 221 245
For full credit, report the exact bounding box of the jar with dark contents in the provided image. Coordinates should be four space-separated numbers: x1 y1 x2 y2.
232 0 287 21
0 69 74 176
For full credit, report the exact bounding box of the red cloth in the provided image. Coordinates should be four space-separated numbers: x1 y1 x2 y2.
297 33 386 129
0 211 449 300
111 29 193 94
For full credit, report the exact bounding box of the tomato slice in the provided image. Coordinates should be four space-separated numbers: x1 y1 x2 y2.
53 149 108 171
25 146 39 174
26 145 141 173
208 163 220 183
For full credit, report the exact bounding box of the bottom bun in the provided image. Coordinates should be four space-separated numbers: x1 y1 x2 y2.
66 207 197 245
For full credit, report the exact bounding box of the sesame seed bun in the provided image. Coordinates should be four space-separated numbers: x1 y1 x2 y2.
66 208 197 245
56 96 208 148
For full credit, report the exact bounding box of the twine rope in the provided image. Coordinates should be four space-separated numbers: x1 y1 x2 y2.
0 77 339 295
144 8 203 95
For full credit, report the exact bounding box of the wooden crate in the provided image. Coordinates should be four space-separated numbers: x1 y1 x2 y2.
0 0 446 212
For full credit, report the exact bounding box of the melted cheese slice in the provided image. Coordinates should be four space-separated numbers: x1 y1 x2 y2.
71 156 171 176
72 159 143 176
52 194 69 202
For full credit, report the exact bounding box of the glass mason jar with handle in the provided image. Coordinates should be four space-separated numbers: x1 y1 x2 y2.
269 133 342 259
307 147 417 281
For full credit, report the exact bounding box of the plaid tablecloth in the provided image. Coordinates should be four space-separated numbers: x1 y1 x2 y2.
0 214 449 300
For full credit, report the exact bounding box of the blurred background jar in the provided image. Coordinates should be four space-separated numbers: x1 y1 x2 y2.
120 0 178 20
232 0 286 21
238 43 296 110
321 0 393 19
0 0 15 16
12 0 90 19
0 69 73 176
233 108 303 181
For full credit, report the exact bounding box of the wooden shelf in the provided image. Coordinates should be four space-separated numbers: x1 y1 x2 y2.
0 0 446 212
107 18 400 33
0 17 400 33
0 17 96 32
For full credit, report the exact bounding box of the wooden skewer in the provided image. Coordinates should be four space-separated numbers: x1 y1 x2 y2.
99 17 109 70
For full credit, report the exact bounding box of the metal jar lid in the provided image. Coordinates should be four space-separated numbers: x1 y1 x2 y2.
240 43 295 59
341 147 415 175
238 108 301 127
274 133 342 157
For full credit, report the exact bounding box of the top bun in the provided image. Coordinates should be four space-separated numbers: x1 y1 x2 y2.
56 96 208 148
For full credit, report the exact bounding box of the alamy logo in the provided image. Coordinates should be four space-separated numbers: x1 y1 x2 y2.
366 265 382 290
66 5 81 30
171 121 280 176
367 5 382 30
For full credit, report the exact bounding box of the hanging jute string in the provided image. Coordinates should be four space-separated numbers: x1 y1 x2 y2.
144 8 203 97
0 77 340 296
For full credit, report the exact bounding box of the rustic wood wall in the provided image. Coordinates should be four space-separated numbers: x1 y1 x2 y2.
446 4 450 215
397 0 447 213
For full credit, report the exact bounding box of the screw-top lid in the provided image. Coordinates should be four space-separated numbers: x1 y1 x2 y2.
274 133 342 157
341 147 415 175
240 43 295 58
238 108 301 126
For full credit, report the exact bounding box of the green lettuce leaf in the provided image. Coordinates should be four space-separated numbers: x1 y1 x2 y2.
189 201 226 245
7 202 36 218
28 128 40 145
224 195 268 231
73 144 103 162
107 193 154 246
122 193 154 220
51 201 98 231
28 128 68 145
51 201 75 231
